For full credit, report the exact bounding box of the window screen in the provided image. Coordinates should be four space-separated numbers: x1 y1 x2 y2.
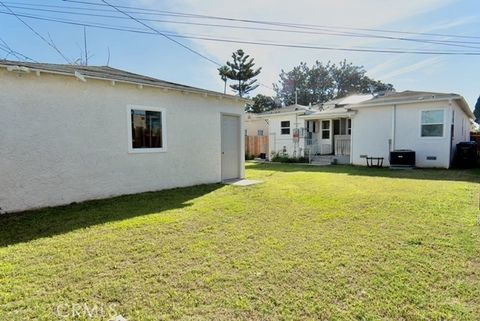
421 110 444 137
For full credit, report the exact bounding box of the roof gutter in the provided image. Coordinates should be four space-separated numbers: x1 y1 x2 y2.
349 96 474 119
0 63 249 103
256 110 307 118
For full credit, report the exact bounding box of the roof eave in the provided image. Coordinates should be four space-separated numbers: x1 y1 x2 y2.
453 96 475 119
256 110 307 117
349 95 474 120
0 63 248 103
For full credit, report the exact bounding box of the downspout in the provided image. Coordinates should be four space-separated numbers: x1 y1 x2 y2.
350 115 354 165
448 99 453 168
391 104 396 152
295 112 298 156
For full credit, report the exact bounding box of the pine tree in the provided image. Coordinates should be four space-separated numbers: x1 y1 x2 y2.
474 95 480 123
217 65 229 94
218 49 262 97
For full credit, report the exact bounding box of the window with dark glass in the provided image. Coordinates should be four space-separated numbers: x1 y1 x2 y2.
421 110 444 137
131 109 163 149
281 121 290 135
321 120 330 139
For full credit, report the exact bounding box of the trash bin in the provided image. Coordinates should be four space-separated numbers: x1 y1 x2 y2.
455 141 478 168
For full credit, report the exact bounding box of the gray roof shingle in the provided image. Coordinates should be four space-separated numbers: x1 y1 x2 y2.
0 60 245 100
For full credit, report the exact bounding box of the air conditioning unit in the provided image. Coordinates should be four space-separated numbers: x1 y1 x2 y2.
390 150 415 167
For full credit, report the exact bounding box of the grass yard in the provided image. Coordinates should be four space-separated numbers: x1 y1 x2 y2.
1 163 479 320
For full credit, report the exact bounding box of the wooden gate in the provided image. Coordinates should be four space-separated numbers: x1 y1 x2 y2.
245 136 269 157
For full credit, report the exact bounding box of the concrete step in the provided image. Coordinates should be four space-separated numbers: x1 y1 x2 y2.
310 161 332 166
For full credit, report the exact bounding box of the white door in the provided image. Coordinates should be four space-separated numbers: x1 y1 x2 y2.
221 114 240 180
320 120 332 154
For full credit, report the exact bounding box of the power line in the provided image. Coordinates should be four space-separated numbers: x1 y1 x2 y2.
58 0 480 40
0 10 479 56
0 43 37 62
0 1 71 63
3 1 479 47
98 0 220 66
5 3 480 50
0 37 21 60
0 34 37 62
96 1 276 92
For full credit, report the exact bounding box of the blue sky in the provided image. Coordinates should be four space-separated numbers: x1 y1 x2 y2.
0 0 479 107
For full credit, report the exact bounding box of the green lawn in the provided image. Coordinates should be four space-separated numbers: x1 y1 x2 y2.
1 163 479 320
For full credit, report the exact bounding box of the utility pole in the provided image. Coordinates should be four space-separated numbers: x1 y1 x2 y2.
83 26 88 65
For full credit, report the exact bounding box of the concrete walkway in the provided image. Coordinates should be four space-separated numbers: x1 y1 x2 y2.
222 179 263 186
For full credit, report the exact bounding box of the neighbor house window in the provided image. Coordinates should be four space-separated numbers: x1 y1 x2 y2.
321 120 330 139
281 121 290 135
128 105 166 152
347 119 352 135
257 130 264 136
421 110 444 137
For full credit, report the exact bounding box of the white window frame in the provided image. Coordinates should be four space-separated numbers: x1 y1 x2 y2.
280 121 290 135
257 129 264 136
127 105 167 153
321 120 330 139
419 108 445 139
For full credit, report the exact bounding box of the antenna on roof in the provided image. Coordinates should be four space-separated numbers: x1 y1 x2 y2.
83 26 88 66
106 47 111 66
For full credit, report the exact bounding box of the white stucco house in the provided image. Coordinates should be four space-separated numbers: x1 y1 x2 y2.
0 60 246 213
245 112 268 137
255 91 474 168
254 104 314 158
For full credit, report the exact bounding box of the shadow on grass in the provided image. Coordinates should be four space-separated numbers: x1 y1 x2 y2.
0 184 222 247
247 162 480 183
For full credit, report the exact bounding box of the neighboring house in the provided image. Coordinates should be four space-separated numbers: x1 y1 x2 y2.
255 104 313 157
256 91 473 168
0 60 246 213
245 113 268 137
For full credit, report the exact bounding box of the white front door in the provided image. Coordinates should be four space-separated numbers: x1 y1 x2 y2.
221 114 240 181
320 120 332 154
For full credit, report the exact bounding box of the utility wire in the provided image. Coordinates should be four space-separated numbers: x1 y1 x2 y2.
0 10 479 56
5 4 480 50
0 37 21 60
0 34 37 62
59 0 480 40
98 0 220 66
0 1 71 63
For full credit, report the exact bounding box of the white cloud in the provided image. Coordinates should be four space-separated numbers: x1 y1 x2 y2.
378 56 444 80
131 0 458 95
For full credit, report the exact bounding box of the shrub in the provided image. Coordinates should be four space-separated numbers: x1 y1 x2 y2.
271 152 308 163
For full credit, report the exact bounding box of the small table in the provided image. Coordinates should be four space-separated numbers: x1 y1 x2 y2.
366 157 384 168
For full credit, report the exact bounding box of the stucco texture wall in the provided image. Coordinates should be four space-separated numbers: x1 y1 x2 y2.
0 70 245 213
352 100 463 168
244 114 268 137
267 113 305 158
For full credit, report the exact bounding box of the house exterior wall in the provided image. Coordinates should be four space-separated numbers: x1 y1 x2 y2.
351 106 393 166
394 101 451 168
245 113 268 136
351 100 469 168
450 101 471 160
0 70 245 213
265 113 305 158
